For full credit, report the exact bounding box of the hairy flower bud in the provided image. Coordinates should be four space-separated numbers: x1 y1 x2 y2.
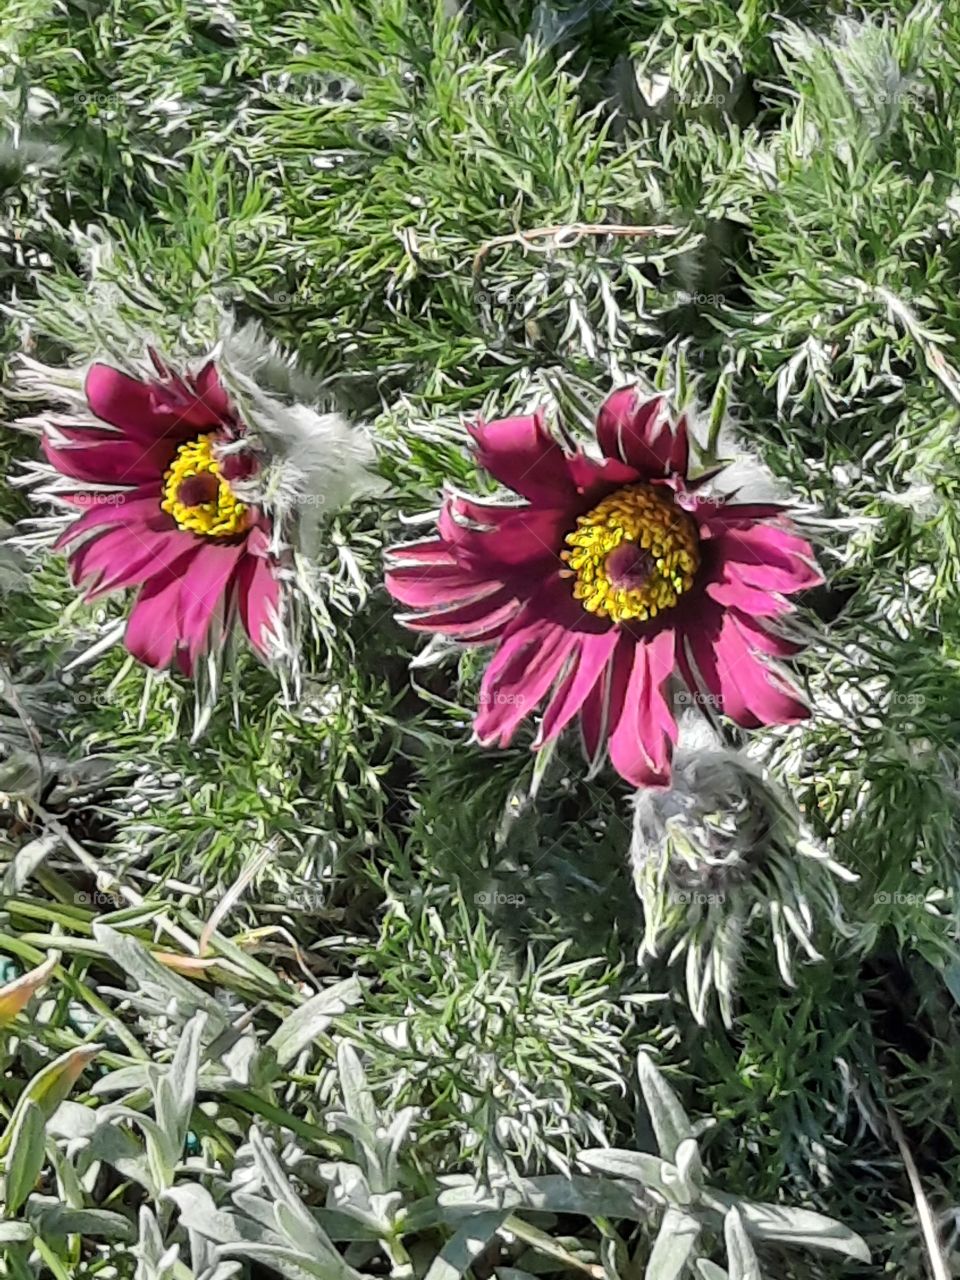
630 718 854 1025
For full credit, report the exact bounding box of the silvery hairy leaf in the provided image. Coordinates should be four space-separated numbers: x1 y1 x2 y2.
265 977 362 1067
644 1207 701 1280
636 1053 695 1162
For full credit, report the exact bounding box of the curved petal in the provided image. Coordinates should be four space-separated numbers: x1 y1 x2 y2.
70 525 194 598
683 607 730 719
705 569 793 618
686 609 808 727
691 499 787 531
177 542 245 674
190 361 234 422
438 495 570 571
386 535 527 641
176 540 245 675
85 364 200 445
235 546 281 657
607 628 678 786
472 574 606 745
579 681 604 767
474 618 578 747
564 449 643 500
713 523 822 595
43 430 169 487
387 565 505 610
153 368 233 432
535 627 620 747
54 487 171 550
595 387 688 477
387 538 461 568
468 411 577 505
125 561 196 670
729 611 802 658
386 541 509 610
403 588 520 640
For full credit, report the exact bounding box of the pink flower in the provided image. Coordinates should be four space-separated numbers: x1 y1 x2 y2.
386 388 823 787
45 355 280 674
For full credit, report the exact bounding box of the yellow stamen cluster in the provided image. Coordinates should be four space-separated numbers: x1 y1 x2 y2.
160 434 248 538
561 484 700 623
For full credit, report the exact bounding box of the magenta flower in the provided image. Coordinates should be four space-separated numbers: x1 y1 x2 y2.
386 388 823 786
44 356 279 674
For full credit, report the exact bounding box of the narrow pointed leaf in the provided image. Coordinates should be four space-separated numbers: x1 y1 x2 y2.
728 1197 871 1262
578 1149 677 1198
724 1208 761 1280
0 954 58 1027
645 1208 700 1280
424 1209 510 1280
4 1101 46 1216
266 978 362 1067
0 1044 101 1158
636 1053 694 1162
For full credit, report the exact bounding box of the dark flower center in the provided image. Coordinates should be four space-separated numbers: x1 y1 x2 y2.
176 472 220 507
160 433 249 538
604 541 655 591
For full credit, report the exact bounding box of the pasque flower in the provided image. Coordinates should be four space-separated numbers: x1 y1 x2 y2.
38 354 279 674
15 333 380 688
386 387 822 786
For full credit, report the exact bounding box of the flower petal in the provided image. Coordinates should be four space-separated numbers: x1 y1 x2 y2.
472 575 598 746
386 550 508 610
54 488 170 550
691 499 787 530
191 361 234 422
474 618 579 748
595 388 688 477
607 629 677 786
468 411 578 505
535 628 620 747
729 611 802 658
235 544 281 657
386 534 531 642
125 562 195 670
404 589 520 641
686 609 808 727
438 495 569 571
177 542 245 674
85 364 199 445
705 570 793 618
43 430 169 487
564 450 643 499
386 538 460 568
70 525 194 598
714 523 822 594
